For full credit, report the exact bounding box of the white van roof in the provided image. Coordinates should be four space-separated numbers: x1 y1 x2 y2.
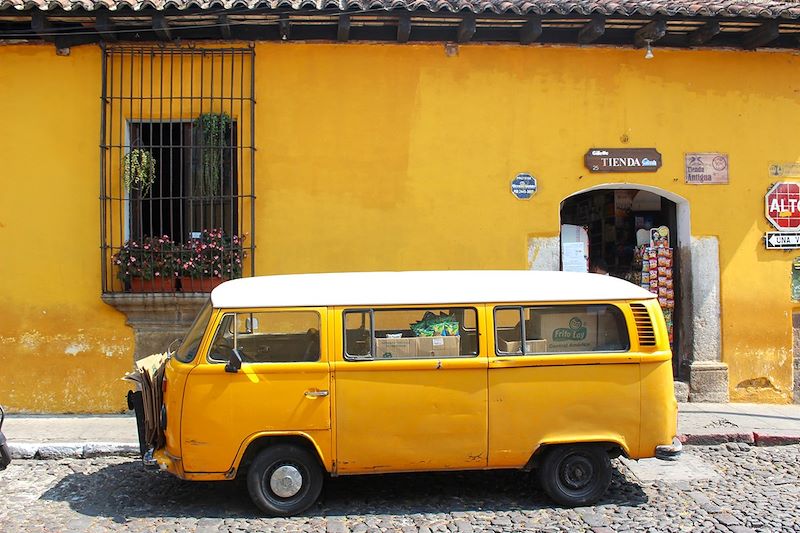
210 271 656 308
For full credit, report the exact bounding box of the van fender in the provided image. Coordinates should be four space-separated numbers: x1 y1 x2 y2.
523 435 631 471
230 431 331 478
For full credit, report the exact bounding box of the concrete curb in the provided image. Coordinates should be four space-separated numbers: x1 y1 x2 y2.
8 442 140 460
6 434 800 460
680 432 800 447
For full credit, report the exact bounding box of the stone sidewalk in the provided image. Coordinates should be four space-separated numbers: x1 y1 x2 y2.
3 402 800 459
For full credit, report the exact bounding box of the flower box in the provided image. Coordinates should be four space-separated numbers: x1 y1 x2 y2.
130 276 176 293
179 276 226 293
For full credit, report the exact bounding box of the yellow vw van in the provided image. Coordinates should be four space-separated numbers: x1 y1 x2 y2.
129 270 679 516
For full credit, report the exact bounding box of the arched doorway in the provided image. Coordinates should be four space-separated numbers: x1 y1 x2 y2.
560 184 691 378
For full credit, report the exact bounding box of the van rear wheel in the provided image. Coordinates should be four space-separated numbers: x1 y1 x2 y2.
246 444 323 516
538 444 612 507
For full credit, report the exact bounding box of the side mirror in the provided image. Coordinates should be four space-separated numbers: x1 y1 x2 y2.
167 337 182 356
225 348 243 373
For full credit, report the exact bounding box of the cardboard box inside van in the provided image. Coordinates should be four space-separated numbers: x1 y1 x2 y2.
535 312 599 352
375 336 460 358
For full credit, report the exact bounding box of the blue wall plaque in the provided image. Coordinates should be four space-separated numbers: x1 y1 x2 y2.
511 173 537 200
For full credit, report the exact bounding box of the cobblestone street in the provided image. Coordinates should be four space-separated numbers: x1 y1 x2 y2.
1 445 798 532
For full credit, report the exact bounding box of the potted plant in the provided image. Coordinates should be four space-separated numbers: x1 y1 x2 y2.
113 235 179 292
123 148 157 197
193 112 231 196
179 229 244 292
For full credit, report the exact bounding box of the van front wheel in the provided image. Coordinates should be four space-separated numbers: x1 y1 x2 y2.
538 445 612 507
246 445 323 516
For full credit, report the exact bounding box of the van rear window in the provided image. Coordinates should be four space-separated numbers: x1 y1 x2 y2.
494 304 629 355
344 308 479 360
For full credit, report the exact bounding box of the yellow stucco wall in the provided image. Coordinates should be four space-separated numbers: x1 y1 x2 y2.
0 45 134 412
253 43 798 403
0 42 797 411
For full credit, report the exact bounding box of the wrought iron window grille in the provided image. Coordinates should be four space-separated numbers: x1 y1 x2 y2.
100 45 256 294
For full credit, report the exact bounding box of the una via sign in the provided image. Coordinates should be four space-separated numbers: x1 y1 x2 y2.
765 232 800 249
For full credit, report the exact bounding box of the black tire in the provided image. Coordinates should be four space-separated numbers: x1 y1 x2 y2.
538 444 612 507
246 444 323 516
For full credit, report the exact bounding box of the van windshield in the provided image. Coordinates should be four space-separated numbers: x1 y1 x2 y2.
174 300 213 363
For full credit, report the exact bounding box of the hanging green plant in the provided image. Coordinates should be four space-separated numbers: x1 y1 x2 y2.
194 112 231 196
123 148 157 197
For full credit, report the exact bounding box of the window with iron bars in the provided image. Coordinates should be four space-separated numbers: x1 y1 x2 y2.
100 46 256 294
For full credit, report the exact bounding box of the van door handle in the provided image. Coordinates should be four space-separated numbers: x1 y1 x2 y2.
304 389 329 399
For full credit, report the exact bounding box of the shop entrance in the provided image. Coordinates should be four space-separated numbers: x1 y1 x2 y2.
560 187 684 376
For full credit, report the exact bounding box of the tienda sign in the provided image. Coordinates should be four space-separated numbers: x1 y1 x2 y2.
765 182 800 231
584 148 662 173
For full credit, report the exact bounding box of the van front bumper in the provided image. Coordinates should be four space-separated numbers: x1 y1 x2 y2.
153 448 185 478
0 431 10 470
656 437 683 461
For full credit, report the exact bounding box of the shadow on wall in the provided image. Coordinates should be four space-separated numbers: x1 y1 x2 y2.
40 460 648 519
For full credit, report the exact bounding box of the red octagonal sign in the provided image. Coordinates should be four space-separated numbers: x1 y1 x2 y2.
766 182 800 231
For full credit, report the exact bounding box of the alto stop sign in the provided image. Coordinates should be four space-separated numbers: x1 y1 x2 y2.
766 182 800 230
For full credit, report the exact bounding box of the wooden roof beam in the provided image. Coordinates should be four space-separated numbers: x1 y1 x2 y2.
31 11 55 42
578 15 605 44
279 19 291 40
687 21 720 46
743 21 779 49
397 13 411 43
218 14 232 39
95 11 117 42
152 13 172 41
520 17 542 45
458 13 476 43
337 14 350 42
634 20 666 48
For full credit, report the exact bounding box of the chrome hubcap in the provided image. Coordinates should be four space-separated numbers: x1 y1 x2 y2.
269 465 303 498
562 456 594 491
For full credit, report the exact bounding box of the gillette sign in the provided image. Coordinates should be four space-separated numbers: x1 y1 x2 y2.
584 148 662 173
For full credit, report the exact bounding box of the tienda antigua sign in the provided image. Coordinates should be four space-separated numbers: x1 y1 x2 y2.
765 182 800 231
584 148 662 173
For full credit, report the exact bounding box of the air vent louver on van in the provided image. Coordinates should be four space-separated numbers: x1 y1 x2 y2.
630 303 657 347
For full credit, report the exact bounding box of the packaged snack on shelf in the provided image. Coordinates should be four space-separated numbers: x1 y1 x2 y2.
658 276 667 286
642 271 650 283
658 287 667 297
665 268 673 278
658 266 667 277
658 296 668 307
667 298 675 309
650 279 658 290
649 258 658 270
666 279 673 289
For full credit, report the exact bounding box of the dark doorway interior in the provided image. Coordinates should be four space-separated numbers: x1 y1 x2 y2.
560 189 681 376
128 121 239 243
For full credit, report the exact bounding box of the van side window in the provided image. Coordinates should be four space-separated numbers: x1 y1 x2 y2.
344 308 479 360
208 311 321 363
494 304 629 355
